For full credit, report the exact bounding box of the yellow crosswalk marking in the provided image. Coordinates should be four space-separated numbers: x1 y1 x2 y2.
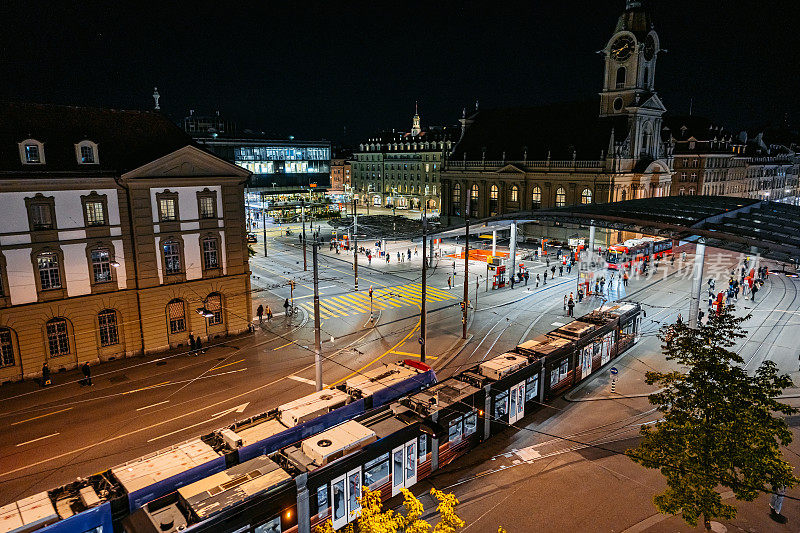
300 282 457 319
335 294 371 312
322 298 351 314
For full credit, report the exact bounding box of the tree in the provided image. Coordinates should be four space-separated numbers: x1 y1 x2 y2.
314 487 466 533
627 307 798 530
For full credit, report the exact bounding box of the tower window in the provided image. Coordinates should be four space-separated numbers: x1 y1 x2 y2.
643 67 650 88
616 67 626 89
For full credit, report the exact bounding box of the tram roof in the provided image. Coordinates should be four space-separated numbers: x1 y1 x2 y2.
434 197 800 264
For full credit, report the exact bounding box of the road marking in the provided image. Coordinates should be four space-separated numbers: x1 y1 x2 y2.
122 381 171 395
136 400 170 411
273 341 295 350
207 368 247 378
17 433 59 447
288 375 323 386
391 350 438 360
149 402 250 442
210 359 244 371
11 407 72 426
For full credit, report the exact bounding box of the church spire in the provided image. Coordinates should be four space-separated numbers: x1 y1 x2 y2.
411 101 421 136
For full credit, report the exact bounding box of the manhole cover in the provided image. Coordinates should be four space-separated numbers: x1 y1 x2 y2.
109 374 129 383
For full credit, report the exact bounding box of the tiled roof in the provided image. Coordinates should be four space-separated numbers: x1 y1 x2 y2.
0 102 193 175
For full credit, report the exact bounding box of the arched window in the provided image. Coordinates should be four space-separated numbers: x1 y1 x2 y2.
452 183 461 204
471 184 479 200
490 185 499 200
616 67 626 88
555 187 566 207
46 318 71 357
621 188 627 201
510 185 519 202
643 66 650 88
531 186 542 208
489 185 499 216
167 299 186 334
469 184 479 216
0 328 15 367
581 188 593 205
206 293 223 326
98 309 119 346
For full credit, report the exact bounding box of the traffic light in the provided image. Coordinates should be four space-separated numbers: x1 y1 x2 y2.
460 301 466 312
369 286 373 298
289 280 295 291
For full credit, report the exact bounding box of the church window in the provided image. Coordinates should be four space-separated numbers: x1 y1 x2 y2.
509 185 518 202
581 188 593 205
531 186 542 208
555 187 566 207
615 67 626 89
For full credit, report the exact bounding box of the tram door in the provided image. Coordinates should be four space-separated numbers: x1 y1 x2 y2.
578 345 592 380
332 468 364 530
509 382 525 424
391 439 417 497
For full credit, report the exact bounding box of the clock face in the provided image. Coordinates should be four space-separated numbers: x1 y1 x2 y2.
611 35 635 62
644 34 656 61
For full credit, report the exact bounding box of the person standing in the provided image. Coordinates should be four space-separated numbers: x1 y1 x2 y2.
266 305 273 320
567 295 575 317
543 271 548 285
564 294 568 312
189 333 197 355
196 336 204 354
81 361 92 386
536 273 540 287
524 271 529 286
448 276 452 290
41 362 51 387
283 298 290 317
550 265 556 278
559 264 563 276
256 304 264 324
770 486 787 523
751 283 758 301
623 272 628 287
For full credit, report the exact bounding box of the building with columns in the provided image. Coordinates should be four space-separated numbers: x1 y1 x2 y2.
0 103 252 382
440 0 673 225
351 107 458 212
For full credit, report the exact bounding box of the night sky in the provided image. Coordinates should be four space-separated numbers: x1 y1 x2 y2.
2 1 798 144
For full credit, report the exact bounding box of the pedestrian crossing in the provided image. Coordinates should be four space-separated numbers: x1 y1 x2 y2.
299 283 457 319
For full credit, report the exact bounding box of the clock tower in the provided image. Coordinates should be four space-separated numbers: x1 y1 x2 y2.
600 0 666 159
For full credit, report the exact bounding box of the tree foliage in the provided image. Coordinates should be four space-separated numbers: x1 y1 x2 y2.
627 307 798 529
314 487 466 533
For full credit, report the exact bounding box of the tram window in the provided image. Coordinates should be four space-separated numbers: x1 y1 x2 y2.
494 391 509 419
316 485 329 516
418 435 428 460
393 449 404 488
550 366 560 386
333 478 345 521
348 471 362 516
559 360 568 380
449 416 463 443
464 412 477 436
254 517 281 533
406 442 416 479
526 375 538 402
364 453 390 489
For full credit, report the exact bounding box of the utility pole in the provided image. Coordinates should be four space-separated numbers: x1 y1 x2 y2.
262 192 268 257
312 235 322 391
301 200 307 271
462 201 470 339
353 198 359 291
421 203 428 363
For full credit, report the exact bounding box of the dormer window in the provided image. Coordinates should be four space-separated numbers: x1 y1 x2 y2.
19 139 45 165
75 141 99 165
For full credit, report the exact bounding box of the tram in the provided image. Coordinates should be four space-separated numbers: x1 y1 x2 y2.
605 237 672 270
2 303 641 533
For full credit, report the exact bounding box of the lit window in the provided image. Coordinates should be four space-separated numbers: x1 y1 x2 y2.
25 144 41 163
581 188 593 204
80 145 95 164
30 204 53 230
206 293 222 326
202 238 219 270
199 196 215 219
163 241 181 274
510 185 519 202
452 183 461 203
159 198 177 221
555 187 566 207
85 201 105 226
98 309 119 346
46 318 70 357
37 253 61 290
91 249 112 283
0 329 15 367
167 299 186 334
490 185 499 200
532 186 542 207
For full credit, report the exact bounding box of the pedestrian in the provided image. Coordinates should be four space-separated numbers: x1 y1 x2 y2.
196 336 204 354
256 304 264 324
751 283 758 301
386 253 390 263
266 305 272 320
407 249 411 260
536 273 540 287
524 271 529 286
676 313 683 325
594 281 599 295
770 486 787 523
283 298 290 316
189 333 197 355
578 288 584 302
550 265 556 277
510 276 515 289
368 254 372 265
41 362 51 387
564 294 568 311
568 295 575 317
623 272 628 287
448 276 452 289
81 361 92 386
543 271 548 284
567 262 572 274
546 257 550 267
559 264 563 276
397 252 401 262
414 247 418 257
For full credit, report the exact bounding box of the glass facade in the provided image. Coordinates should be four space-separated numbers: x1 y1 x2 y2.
233 144 330 177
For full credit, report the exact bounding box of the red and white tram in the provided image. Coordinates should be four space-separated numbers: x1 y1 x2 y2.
605 237 672 270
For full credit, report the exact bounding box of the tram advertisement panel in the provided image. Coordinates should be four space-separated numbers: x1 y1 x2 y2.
578 345 592 381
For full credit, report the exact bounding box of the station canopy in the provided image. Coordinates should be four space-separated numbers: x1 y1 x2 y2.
435 197 800 264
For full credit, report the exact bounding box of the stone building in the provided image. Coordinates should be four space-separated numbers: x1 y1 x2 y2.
0 103 251 382
440 0 673 225
351 107 458 212
330 157 351 193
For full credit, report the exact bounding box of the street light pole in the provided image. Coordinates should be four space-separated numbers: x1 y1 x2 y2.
312 234 323 391
301 199 307 271
462 200 470 339
353 198 359 291
421 203 427 363
262 192 267 257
